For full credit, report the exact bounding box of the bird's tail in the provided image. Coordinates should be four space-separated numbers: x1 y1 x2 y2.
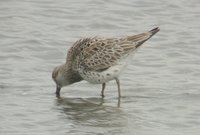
149 27 160 37
127 27 160 48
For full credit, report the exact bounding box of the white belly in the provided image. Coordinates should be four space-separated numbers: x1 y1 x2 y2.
79 63 127 84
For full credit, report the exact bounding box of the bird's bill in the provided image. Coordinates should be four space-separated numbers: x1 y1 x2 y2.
56 85 61 97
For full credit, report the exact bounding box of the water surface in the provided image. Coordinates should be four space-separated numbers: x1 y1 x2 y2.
0 0 200 135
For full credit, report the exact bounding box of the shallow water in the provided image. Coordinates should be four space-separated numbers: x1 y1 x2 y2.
0 0 200 135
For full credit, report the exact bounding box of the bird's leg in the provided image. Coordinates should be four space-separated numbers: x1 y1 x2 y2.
101 83 106 98
115 78 121 98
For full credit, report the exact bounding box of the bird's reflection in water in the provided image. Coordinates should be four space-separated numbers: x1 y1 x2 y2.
55 97 126 134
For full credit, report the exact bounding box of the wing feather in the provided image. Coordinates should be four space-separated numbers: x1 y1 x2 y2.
68 28 159 72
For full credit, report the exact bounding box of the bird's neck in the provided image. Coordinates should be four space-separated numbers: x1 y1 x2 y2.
60 63 83 85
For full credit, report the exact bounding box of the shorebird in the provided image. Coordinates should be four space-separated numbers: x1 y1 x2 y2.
52 27 160 97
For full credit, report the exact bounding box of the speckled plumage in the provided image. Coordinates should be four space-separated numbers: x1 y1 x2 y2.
52 27 160 97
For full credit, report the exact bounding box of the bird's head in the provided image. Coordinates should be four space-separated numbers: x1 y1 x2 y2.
52 64 83 97
52 64 70 97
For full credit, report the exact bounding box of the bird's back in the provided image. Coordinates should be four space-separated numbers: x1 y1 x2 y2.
65 27 159 83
